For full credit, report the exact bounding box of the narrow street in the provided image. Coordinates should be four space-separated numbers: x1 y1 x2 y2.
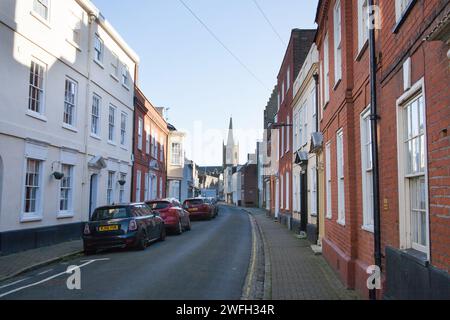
0 206 251 300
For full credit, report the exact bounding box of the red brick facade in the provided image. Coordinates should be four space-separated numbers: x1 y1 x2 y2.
132 87 169 202
315 0 450 298
276 29 315 224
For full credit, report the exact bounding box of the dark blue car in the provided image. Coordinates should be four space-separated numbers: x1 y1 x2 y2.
83 203 166 255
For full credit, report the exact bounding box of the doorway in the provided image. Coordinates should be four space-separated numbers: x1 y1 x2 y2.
300 172 308 232
89 174 98 218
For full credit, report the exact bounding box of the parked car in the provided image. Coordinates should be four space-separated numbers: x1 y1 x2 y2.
183 198 214 220
83 203 165 255
146 198 191 235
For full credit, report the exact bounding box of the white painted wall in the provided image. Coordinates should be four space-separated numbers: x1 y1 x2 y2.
0 0 138 232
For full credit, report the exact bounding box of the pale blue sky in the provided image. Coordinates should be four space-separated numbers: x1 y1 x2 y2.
92 0 318 165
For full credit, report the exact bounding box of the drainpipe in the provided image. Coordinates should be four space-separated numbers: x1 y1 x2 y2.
313 73 320 244
368 0 382 301
83 13 95 219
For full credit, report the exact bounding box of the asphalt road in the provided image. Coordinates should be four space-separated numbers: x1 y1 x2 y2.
0 205 252 300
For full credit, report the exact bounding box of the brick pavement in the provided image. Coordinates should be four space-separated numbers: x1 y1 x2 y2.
244 207 360 300
0 240 83 282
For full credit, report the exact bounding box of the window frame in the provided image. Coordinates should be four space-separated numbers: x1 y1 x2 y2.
107 171 115 205
336 129 345 225
58 163 74 217
91 94 101 137
357 0 369 53
396 78 430 257
33 0 50 22
63 77 78 128
94 34 104 64
22 158 44 220
171 142 182 166
360 107 374 232
137 117 143 150
28 59 46 116
333 0 342 84
323 33 330 105
108 105 116 144
119 173 126 203
326 142 332 219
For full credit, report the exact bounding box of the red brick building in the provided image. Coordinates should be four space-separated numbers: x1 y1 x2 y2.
275 29 315 229
315 0 450 299
132 87 169 203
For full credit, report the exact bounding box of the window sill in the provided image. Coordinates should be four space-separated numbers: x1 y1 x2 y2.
30 11 51 29
62 123 78 133
326 215 332 220
122 83 130 91
333 79 341 91
110 74 119 82
26 110 47 122
120 145 128 151
323 101 329 110
57 212 74 219
65 38 81 52
356 41 369 61
362 225 374 233
392 0 417 34
108 141 117 147
337 219 346 226
20 214 43 223
94 59 104 69
90 133 101 141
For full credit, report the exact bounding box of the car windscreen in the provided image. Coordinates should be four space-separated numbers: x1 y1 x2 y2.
184 199 204 206
148 201 170 210
91 207 130 221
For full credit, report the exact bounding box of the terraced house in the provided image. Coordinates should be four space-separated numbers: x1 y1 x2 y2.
315 0 450 299
0 0 139 254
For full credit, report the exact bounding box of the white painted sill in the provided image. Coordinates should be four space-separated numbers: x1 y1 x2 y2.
26 110 48 122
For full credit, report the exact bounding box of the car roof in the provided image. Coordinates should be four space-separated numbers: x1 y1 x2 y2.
95 202 148 209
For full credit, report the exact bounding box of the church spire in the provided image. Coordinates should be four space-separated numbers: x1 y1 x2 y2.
229 117 233 130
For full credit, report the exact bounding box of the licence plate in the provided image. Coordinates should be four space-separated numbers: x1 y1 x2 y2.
99 225 119 232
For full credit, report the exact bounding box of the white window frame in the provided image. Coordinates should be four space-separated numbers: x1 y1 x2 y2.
311 166 317 216
326 142 332 219
94 34 104 64
135 170 141 203
280 174 284 209
286 116 290 152
91 94 101 137
333 0 342 84
28 59 46 116
323 33 330 105
145 127 150 155
285 172 290 210
395 0 413 23
122 64 130 88
63 77 77 128
111 53 119 79
358 0 369 52
107 171 115 205
137 117 143 150
281 81 285 103
22 158 44 220
120 112 127 147
171 142 182 166
396 78 430 257
144 172 149 201
286 67 291 91
59 164 74 216
360 107 374 231
281 126 285 157
33 0 50 21
336 129 345 225
108 105 116 144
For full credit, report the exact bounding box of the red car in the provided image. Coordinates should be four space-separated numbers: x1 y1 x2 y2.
146 198 191 235
183 198 214 220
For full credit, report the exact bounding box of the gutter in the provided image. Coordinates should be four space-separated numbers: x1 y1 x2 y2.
368 0 382 301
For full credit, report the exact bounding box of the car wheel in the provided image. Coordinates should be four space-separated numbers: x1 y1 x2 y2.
136 232 147 251
176 220 183 235
159 225 166 241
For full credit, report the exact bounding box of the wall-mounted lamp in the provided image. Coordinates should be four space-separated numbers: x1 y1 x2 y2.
51 161 64 180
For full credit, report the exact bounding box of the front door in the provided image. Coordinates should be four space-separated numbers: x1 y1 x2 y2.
89 174 98 218
300 172 308 232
